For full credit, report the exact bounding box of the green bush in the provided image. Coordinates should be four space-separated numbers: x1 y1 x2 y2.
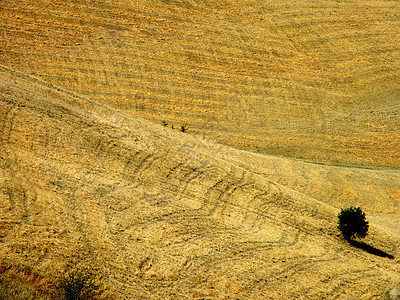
337 206 369 240
53 269 102 300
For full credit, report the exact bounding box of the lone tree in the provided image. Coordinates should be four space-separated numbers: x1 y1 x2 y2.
337 206 369 240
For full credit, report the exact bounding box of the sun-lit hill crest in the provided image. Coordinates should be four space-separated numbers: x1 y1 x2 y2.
1 0 399 168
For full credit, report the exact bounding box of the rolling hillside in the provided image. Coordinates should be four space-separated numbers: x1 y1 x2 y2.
1 65 400 299
1 0 399 168
1 0 400 298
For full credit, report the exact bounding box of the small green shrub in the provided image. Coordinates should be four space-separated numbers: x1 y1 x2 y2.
337 206 369 240
53 269 102 300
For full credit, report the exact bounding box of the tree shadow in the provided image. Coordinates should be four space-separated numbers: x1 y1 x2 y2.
348 240 394 259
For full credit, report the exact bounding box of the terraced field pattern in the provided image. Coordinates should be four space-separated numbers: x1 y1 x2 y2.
2 0 399 167
1 0 400 299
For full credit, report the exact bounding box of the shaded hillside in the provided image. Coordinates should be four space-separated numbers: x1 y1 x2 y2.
1 0 399 168
1 66 400 299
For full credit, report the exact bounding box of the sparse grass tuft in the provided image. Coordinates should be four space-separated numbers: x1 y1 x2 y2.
0 263 51 300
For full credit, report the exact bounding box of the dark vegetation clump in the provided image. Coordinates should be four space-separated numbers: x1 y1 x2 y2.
161 120 188 133
337 206 369 240
53 269 103 300
180 124 188 132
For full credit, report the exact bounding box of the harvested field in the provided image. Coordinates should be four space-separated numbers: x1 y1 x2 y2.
0 0 399 167
0 64 399 299
1 0 400 299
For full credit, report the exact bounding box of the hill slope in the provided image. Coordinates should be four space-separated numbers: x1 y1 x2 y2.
1 0 399 168
1 66 400 299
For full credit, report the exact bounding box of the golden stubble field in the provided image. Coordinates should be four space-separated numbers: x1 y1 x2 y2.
1 0 399 168
1 65 400 299
0 0 400 299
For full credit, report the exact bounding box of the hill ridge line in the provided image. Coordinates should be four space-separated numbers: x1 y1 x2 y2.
1 65 397 211
0 67 338 217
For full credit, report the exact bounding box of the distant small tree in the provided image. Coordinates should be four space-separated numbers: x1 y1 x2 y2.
337 206 369 240
180 124 188 132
